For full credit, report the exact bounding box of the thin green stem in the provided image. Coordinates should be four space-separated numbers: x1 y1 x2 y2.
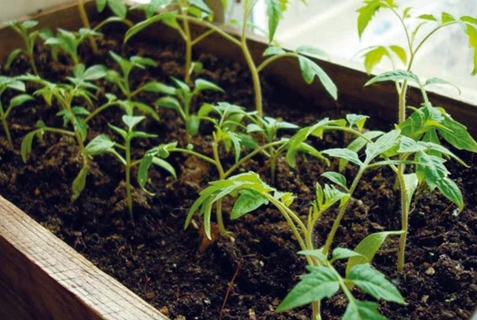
78 0 98 54
125 136 133 221
85 101 120 123
257 53 298 73
0 104 12 146
212 140 227 234
323 166 366 255
224 140 281 177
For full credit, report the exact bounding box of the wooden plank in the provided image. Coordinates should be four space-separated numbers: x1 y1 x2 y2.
0 196 168 320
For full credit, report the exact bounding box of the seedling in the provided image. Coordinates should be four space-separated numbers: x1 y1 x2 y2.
20 64 107 200
6 20 41 75
358 0 477 270
186 170 405 319
44 28 102 65
0 76 34 146
78 0 130 54
127 0 214 85
154 77 223 141
84 115 176 220
247 116 299 183
277 249 404 319
86 51 163 121
125 0 337 116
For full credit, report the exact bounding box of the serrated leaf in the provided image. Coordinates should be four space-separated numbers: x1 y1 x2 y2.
424 77 461 94
276 266 340 312
231 189 269 219
298 55 337 100
266 0 282 43
415 152 448 189
346 114 368 131
299 249 327 264
348 264 404 303
438 113 477 152
357 0 392 39
365 70 420 86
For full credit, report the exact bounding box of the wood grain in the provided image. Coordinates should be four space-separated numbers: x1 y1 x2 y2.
0 196 168 320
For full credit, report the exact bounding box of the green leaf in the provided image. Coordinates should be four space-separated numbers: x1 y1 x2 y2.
323 148 362 166
107 0 127 19
188 0 212 14
298 249 327 264
348 264 404 303
71 164 89 201
125 13 178 43
416 152 449 189
362 45 407 75
231 189 269 219
84 134 115 156
96 0 107 12
151 157 177 178
346 114 368 131
137 152 155 193
263 46 286 56
122 115 145 130
365 129 401 161
156 96 181 111
186 115 200 137
346 231 403 279
424 77 461 94
357 0 394 39
296 45 327 58
298 55 338 100
82 64 107 80
276 266 340 312
343 300 386 320
438 113 477 152
331 248 364 262
339 130 383 171
141 81 176 94
194 78 223 93
436 178 464 211
365 69 420 86
403 173 418 212
74 118 88 141
7 94 34 113
5 48 22 69
266 0 282 43
321 171 347 189
21 129 39 162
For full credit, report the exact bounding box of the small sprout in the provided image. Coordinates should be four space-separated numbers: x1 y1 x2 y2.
7 20 40 74
84 115 176 220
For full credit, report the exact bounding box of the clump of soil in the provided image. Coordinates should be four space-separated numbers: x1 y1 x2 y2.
1 26 476 320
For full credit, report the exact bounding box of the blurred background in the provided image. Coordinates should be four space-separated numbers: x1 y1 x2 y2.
1 0 476 102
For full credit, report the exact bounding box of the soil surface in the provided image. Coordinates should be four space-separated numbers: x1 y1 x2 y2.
1 27 477 320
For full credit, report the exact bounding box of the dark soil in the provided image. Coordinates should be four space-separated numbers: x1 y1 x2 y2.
1 28 477 320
